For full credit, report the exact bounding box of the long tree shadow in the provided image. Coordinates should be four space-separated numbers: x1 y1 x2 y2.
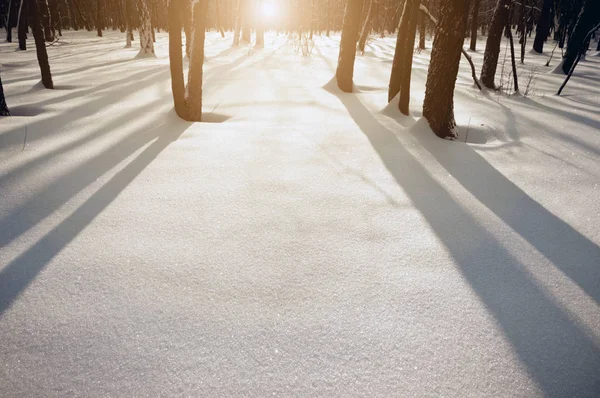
331 90 600 397
414 126 600 305
0 112 192 316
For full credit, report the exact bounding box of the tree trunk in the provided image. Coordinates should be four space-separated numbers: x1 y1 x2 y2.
97 0 104 36
532 0 552 53
506 17 519 92
39 0 54 41
48 0 60 36
215 0 225 37
357 0 373 53
29 0 54 88
232 0 241 45
398 0 419 115
480 0 510 89
185 0 209 121
335 0 364 92
562 0 600 74
136 0 155 56
519 0 526 63
0 73 9 116
388 0 414 102
5 0 13 42
18 0 27 50
418 0 428 49
469 0 479 51
125 0 133 47
168 0 186 117
422 0 470 139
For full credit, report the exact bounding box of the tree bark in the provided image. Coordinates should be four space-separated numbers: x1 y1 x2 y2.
136 0 155 56
418 0 428 49
18 0 27 50
97 0 104 37
422 0 470 139
532 0 552 53
29 0 54 88
39 0 54 41
168 0 186 117
480 0 510 89
5 0 13 42
562 0 600 74
0 73 9 116
357 0 373 53
335 0 364 92
398 0 419 115
124 0 133 47
185 0 209 121
469 0 479 51
388 0 414 102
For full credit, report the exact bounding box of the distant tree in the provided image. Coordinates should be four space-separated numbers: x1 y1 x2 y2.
232 0 242 45
469 0 479 51
97 0 104 37
418 0 428 50
480 0 510 89
17 0 27 50
0 73 9 116
336 0 363 92
562 0 600 73
169 0 209 121
357 0 374 53
38 0 53 41
125 0 134 47
4 0 13 42
532 0 552 53
422 0 470 138
136 0 154 56
29 0 53 88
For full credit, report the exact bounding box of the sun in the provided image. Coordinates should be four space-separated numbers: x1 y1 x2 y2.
260 1 278 19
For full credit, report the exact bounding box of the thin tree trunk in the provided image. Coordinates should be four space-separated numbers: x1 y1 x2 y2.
48 0 60 36
124 0 133 47
388 0 413 102
335 0 364 92
519 0 526 63
418 0 428 49
562 0 600 74
469 0 479 51
168 0 186 117
398 0 419 115
357 0 373 53
506 17 519 92
0 73 9 116
39 0 54 41
29 0 54 88
136 0 155 56
481 0 510 89
215 0 225 37
422 0 470 139
186 0 209 121
5 0 13 42
97 0 104 36
17 0 27 50
232 0 241 45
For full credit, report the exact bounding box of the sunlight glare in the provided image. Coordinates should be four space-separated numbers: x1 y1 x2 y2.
260 1 278 20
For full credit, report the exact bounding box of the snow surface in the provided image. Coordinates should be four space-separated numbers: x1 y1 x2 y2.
1 31 600 397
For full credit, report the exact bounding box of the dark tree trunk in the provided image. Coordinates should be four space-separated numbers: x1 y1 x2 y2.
39 0 54 41
388 0 413 102
418 0 428 49
398 0 419 114
186 0 209 120
422 0 470 139
480 0 510 89
469 0 479 51
519 0 527 63
0 73 9 116
29 0 54 88
357 0 373 53
506 16 519 92
532 0 552 53
335 0 364 92
562 0 600 74
97 0 104 36
48 0 60 36
18 0 27 50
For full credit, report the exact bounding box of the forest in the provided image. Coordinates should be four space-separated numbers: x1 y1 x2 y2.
1 0 599 396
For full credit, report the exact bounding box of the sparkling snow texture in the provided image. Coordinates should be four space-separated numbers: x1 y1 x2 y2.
1 31 600 397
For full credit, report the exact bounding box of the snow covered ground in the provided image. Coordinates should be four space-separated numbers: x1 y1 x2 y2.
1 30 599 396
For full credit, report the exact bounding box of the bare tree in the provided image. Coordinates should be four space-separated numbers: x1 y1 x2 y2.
480 0 510 89
335 0 364 92
422 0 470 138
29 0 53 88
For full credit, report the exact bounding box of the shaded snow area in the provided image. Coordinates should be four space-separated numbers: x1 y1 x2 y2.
1 31 600 397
